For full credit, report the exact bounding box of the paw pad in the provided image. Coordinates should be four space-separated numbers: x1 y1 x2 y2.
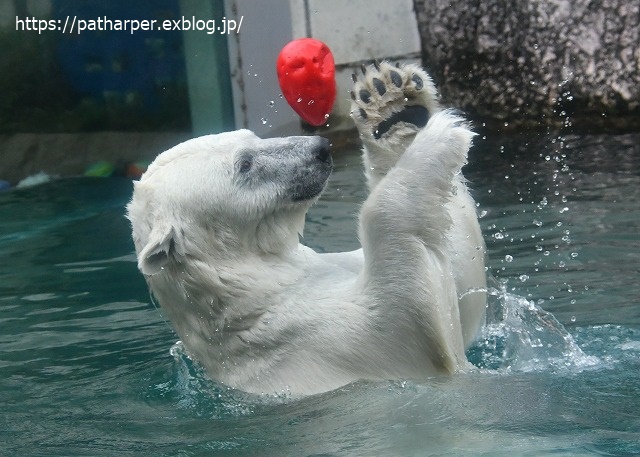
350 61 440 141
372 78 386 96
411 74 424 90
359 89 371 104
389 70 402 88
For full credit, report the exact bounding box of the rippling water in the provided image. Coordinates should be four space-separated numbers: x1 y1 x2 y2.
1 132 639 456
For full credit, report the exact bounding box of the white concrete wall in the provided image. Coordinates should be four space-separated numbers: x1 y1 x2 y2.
225 0 421 136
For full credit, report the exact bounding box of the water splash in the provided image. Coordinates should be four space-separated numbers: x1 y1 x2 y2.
469 281 601 373
149 341 255 418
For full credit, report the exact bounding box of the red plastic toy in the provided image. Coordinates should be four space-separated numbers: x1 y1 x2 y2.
276 38 336 126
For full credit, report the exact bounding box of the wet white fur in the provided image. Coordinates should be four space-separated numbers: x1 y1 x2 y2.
351 62 487 348
128 64 486 396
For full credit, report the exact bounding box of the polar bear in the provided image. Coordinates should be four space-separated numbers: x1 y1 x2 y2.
127 61 487 396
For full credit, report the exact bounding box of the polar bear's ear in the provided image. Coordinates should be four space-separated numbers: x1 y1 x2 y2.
138 224 176 276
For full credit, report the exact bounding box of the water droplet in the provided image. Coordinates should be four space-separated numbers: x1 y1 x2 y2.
494 232 504 240
479 210 488 218
261 117 267 125
308 100 314 105
519 274 529 282
296 97 302 103
268 100 275 107
558 261 566 268
505 254 513 262
570 315 576 322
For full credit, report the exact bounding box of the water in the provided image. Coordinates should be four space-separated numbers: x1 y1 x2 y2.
1 132 639 456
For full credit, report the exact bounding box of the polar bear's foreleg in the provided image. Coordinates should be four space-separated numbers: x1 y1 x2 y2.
358 111 474 373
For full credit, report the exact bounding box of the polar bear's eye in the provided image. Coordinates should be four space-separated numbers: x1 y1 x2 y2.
238 156 253 173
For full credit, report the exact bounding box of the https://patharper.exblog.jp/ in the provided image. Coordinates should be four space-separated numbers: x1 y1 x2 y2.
15 15 243 35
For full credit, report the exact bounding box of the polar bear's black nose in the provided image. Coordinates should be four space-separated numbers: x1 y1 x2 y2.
313 137 332 164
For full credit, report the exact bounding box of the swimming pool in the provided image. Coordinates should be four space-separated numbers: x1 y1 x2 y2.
1 131 638 455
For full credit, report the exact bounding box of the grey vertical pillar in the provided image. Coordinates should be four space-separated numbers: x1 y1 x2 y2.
180 0 234 135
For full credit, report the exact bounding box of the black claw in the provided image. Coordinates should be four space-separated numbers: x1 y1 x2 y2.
351 73 357 83
359 89 371 104
350 90 356 100
411 74 424 90
372 78 386 96
395 62 400 68
359 108 368 119
360 64 367 75
373 59 381 71
389 70 402 88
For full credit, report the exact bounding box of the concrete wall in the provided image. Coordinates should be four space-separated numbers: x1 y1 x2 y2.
0 132 190 185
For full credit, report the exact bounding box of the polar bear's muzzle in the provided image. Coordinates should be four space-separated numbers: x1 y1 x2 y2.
287 136 333 202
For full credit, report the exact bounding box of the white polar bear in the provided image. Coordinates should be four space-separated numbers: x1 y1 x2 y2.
127 61 487 396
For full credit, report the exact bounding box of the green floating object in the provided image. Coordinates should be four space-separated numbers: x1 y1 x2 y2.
85 161 115 177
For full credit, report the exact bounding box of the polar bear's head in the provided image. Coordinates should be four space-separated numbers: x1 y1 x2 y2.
127 129 332 275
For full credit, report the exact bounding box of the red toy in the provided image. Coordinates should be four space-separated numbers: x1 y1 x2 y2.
276 38 336 126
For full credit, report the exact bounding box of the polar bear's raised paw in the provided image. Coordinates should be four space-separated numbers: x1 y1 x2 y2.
350 61 442 188
351 61 440 144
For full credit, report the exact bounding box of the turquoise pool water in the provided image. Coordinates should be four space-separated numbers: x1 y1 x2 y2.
1 132 639 456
